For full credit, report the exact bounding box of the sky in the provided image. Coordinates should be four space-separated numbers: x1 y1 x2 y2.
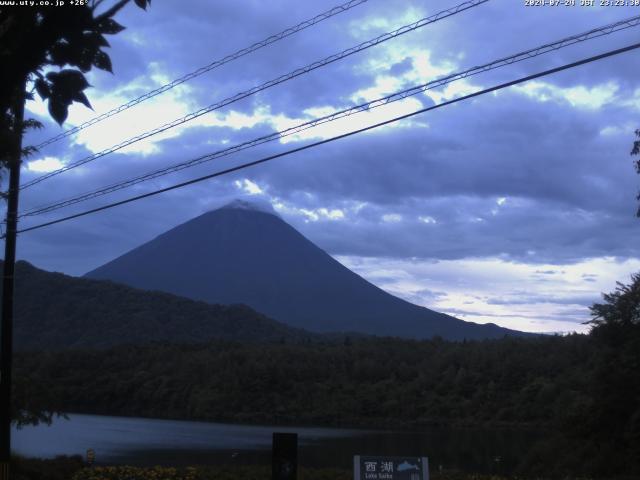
13 0 640 334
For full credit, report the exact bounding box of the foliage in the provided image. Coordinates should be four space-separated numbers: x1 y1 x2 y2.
631 129 640 216
11 454 85 480
14 329 638 477
15 335 594 429
0 0 149 428
0 0 151 196
11 365 67 427
68 464 579 480
575 273 640 477
6 456 620 480
0 0 150 132
72 466 197 480
589 272 640 327
36 463 564 480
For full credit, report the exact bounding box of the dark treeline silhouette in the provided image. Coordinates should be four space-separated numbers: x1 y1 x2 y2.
574 272 640 477
15 329 640 477
9 271 640 478
15 266 640 480
13 335 592 428
10 334 618 477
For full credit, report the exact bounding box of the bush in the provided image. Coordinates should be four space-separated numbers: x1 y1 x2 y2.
12 455 85 480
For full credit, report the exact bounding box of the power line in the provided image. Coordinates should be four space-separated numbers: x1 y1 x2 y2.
12 41 640 237
20 14 640 218
21 0 489 189
33 0 370 150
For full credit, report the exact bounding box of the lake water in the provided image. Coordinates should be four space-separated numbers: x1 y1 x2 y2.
13 414 542 474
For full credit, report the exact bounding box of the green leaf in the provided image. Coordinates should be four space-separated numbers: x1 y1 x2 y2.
93 50 113 73
46 69 92 123
34 78 51 100
92 33 110 48
97 18 125 35
21 146 39 158
48 99 68 125
76 49 94 73
72 91 93 110
23 119 44 130
49 42 72 67
54 69 90 93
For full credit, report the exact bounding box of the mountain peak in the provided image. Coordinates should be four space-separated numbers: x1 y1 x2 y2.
218 199 277 216
86 204 530 340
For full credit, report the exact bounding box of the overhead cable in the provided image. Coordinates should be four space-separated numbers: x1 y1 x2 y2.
20 14 640 217
21 0 489 189
12 41 640 237
33 0 370 150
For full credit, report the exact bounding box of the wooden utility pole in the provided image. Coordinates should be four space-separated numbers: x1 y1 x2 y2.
0 77 26 480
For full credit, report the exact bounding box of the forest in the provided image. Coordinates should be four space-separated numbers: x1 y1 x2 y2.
4 260 318 350
14 318 640 478
15 335 589 428
8 272 639 478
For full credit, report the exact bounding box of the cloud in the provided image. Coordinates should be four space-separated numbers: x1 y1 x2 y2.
14 0 640 334
514 81 619 110
26 157 65 173
234 179 264 195
335 255 640 333
485 293 599 307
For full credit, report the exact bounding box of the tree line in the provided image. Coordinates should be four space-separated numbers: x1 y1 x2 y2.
11 273 640 478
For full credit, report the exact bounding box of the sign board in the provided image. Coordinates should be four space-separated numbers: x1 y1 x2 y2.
86 449 95 465
354 456 429 480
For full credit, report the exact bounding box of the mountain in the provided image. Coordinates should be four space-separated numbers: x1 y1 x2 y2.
85 200 528 340
3 260 317 351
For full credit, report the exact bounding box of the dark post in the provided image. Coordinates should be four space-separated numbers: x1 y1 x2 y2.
0 77 26 480
272 432 297 480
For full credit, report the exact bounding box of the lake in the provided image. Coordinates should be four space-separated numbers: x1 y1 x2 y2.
13 413 542 474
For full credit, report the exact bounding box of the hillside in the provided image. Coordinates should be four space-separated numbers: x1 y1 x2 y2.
86 200 529 340
3 260 317 351
16 335 592 428
13 324 640 477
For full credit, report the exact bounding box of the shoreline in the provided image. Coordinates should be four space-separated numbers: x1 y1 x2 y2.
48 410 550 434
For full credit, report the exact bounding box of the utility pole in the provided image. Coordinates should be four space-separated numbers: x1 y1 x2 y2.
0 77 26 480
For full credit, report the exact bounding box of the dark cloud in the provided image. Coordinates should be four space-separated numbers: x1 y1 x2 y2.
384 288 449 306
581 273 599 282
486 293 599 306
12 0 640 279
440 306 589 325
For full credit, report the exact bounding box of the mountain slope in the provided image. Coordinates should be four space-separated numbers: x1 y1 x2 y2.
85 201 528 340
3 260 316 351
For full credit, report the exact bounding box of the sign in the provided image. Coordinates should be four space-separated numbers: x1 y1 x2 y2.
354 456 429 480
86 449 95 466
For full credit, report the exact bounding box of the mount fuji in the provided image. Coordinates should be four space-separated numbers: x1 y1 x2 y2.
85 200 528 340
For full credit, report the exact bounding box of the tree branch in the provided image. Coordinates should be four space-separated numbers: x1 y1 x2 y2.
95 0 131 21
